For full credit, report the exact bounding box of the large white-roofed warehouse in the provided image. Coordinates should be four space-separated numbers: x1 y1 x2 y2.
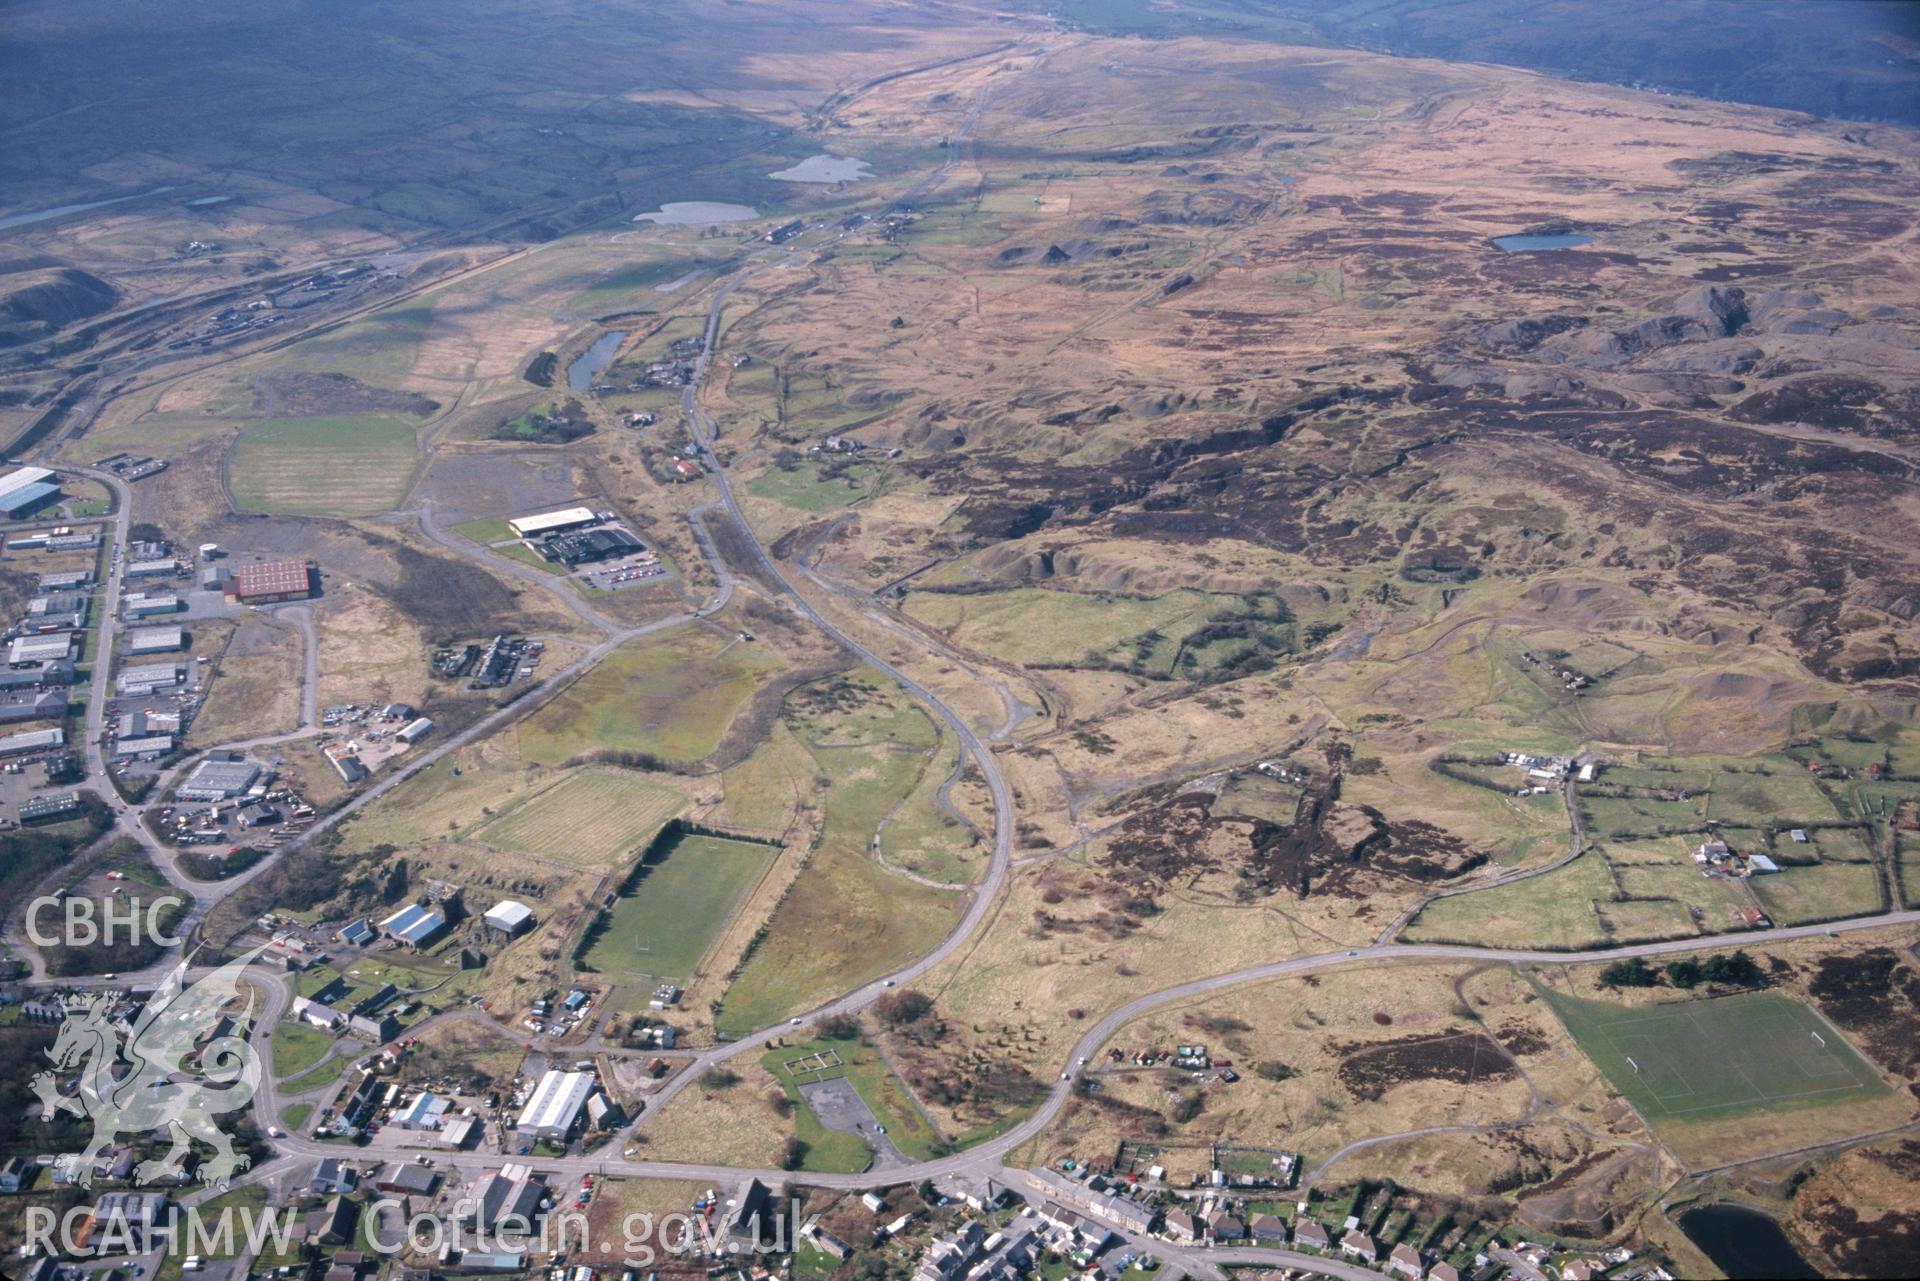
516 1069 595 1141
508 506 598 539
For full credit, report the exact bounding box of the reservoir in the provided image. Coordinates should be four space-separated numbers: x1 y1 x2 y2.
1677 1204 1819 1280
567 331 627 392
632 201 759 226
769 154 872 184
1493 232 1593 252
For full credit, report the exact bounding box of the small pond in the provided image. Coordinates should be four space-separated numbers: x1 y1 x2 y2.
1493 232 1593 252
769 154 872 184
631 201 759 226
1677 1204 1819 1280
567 331 627 392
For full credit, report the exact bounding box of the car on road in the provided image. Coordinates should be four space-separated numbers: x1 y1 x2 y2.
791 1017 804 1026
881 979 895 987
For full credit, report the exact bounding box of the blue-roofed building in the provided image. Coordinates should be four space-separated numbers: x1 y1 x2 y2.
379 902 448 949
393 1092 451 1130
0 482 63 518
337 918 375 947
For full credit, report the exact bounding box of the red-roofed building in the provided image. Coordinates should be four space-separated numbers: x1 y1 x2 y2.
226 559 314 604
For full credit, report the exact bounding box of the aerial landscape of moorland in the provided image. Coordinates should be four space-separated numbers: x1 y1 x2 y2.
1 1 1918 1279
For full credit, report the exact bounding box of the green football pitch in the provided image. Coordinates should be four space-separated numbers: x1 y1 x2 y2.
1548 989 1887 1123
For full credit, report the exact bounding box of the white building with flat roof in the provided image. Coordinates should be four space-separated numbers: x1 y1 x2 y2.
508 506 598 539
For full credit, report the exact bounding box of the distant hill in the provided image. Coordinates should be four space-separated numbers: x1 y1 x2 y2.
1034 0 1920 127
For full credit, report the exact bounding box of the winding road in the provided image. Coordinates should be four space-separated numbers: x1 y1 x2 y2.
15 38 1920 1281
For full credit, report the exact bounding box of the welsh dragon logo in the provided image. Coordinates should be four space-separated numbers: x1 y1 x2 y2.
31 947 267 1189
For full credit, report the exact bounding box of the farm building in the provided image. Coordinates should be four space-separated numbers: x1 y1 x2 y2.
544 527 643 565
329 751 369 785
115 663 184 696
225 559 314 604
0 689 66 725
1748 853 1781 874
397 716 433 745
125 626 185 655
337 918 374 947
0 728 63 757
7 633 72 666
379 902 448 949
516 1068 594 1141
125 558 179 580
178 756 262 801
508 506 598 539
482 900 534 939
37 571 89 591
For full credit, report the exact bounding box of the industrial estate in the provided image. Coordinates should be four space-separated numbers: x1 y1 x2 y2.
0 4 1917 1281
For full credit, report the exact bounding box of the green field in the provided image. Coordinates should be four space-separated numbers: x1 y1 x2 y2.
1545 989 1887 1126
579 832 779 983
227 414 420 515
746 461 878 512
1750 861 1885 925
270 296 437 379
278 1053 354 1095
764 1032 949 1169
452 516 517 544
518 631 781 765
476 768 687 867
270 1021 335 1080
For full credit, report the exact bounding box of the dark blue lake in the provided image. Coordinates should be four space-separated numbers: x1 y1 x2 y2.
567 330 626 392
1493 232 1593 252
1678 1204 1819 1280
